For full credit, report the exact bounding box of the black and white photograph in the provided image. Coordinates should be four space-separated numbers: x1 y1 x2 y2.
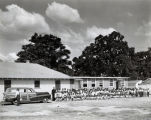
0 0 151 120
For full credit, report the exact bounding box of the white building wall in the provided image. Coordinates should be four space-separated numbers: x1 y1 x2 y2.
74 80 80 89
11 79 53 94
76 78 136 89
0 80 4 101
128 80 139 88
12 79 71 93
124 80 128 88
103 80 110 88
80 79 117 89
0 79 73 101
0 78 133 101
95 80 100 88
108 80 116 89
60 79 70 90
12 80 34 88
87 79 92 89
113 80 116 88
35 79 55 93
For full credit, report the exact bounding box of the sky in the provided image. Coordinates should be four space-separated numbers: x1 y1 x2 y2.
0 0 151 62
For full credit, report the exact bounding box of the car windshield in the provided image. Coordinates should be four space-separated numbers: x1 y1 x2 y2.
26 89 34 93
30 88 35 92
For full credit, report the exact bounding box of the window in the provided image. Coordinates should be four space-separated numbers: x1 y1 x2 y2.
91 80 95 87
83 80 87 87
4 80 11 91
110 79 113 86
92 84 95 87
34 80 40 88
70 79 74 84
26 89 33 93
55 80 61 90
83 84 87 87
121 81 124 87
19 89 25 93
99 80 103 87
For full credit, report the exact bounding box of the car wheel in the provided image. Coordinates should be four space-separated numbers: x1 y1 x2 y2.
12 100 17 105
11 102 14 105
43 98 48 103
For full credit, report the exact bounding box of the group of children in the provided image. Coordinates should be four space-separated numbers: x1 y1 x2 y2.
54 88 150 101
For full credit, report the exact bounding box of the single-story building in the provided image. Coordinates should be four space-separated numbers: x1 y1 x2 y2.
138 78 151 91
72 77 139 89
0 62 139 101
0 62 80 101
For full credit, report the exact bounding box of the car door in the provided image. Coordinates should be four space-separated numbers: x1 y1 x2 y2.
26 88 37 102
20 88 28 102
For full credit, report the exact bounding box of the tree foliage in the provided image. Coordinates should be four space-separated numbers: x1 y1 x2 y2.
15 32 151 79
134 48 151 80
72 31 136 77
16 33 73 75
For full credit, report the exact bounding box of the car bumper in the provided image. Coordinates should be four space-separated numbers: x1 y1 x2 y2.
3 97 16 102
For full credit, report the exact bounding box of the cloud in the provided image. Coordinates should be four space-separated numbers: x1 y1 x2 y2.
46 2 84 23
0 4 50 41
54 28 86 59
0 53 6 61
20 39 31 45
6 53 19 62
55 26 116 58
117 22 124 27
127 12 133 17
135 21 151 50
0 4 51 62
0 52 18 62
135 21 151 37
86 26 116 39
65 45 72 51
58 29 85 44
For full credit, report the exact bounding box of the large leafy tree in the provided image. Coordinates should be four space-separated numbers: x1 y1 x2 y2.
134 48 151 80
72 31 136 77
16 33 72 75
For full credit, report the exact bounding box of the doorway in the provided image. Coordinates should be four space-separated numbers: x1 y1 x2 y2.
55 80 61 90
116 81 119 90
4 80 11 91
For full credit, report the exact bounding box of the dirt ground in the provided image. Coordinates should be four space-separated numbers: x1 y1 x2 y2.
0 97 151 120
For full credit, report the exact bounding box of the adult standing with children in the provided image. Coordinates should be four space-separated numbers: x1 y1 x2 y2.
52 87 56 101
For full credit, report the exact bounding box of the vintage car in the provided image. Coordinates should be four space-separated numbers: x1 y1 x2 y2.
3 87 51 104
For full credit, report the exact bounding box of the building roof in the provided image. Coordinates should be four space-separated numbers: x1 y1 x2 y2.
72 76 129 80
0 62 70 79
140 78 151 85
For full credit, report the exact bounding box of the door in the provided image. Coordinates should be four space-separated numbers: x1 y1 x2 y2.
4 80 11 91
26 88 37 101
20 88 28 102
55 80 61 90
70 79 74 89
116 81 119 90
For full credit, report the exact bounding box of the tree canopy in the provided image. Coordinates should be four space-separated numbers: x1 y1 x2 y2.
16 33 72 75
72 31 136 77
134 48 151 80
15 32 151 80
